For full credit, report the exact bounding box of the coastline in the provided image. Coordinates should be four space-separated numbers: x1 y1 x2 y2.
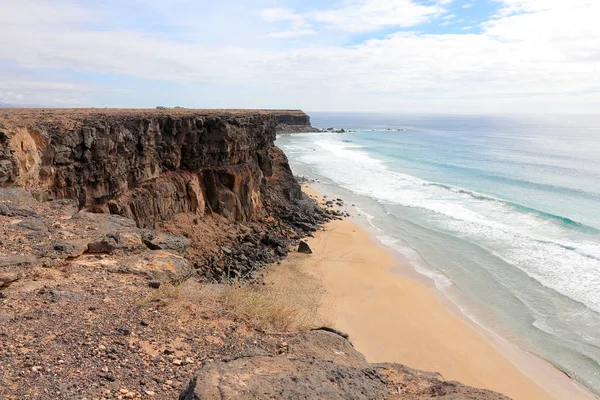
266 184 596 400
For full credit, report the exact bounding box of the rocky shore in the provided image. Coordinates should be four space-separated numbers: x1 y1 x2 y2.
0 109 508 399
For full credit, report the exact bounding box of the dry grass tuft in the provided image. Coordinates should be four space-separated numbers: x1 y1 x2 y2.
138 279 320 333
30 267 63 281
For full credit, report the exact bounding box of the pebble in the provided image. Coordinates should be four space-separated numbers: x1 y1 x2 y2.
144 391 156 397
117 324 132 336
172 359 182 366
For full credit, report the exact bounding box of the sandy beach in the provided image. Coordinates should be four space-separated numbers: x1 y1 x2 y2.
266 186 595 400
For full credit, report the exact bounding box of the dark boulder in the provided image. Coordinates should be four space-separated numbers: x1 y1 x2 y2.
298 241 313 254
87 233 121 254
142 231 190 255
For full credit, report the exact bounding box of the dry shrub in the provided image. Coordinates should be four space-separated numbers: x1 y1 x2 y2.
136 282 184 307
218 281 315 332
138 279 320 333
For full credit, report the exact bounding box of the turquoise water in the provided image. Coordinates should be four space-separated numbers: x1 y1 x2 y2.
276 113 600 397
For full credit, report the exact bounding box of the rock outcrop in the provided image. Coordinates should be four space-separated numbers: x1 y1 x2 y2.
180 330 509 400
272 110 319 133
0 108 330 282
0 109 274 218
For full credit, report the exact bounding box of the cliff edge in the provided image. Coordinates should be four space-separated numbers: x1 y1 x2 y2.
271 110 319 133
0 108 507 400
0 108 330 280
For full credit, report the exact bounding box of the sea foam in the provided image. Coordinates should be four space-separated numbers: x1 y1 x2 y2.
298 135 600 314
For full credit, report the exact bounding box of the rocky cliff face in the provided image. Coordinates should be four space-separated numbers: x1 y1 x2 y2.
272 110 318 133
0 109 320 223
0 109 331 281
1 110 276 224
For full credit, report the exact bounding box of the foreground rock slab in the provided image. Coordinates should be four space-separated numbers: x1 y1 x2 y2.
180 330 509 400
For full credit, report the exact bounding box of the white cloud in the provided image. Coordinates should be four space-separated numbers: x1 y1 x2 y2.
258 0 448 36
494 0 597 16
311 0 444 32
257 8 301 23
265 29 317 39
0 0 598 112
257 8 316 38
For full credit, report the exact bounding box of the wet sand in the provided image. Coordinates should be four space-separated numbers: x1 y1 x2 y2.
266 186 595 400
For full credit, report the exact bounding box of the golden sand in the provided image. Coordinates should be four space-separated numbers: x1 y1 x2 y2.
266 186 595 400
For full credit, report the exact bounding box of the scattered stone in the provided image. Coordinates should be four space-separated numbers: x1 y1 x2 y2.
130 251 193 284
0 272 20 288
220 246 232 255
142 231 189 255
298 241 313 255
17 217 49 233
87 234 121 254
117 324 132 336
0 203 37 217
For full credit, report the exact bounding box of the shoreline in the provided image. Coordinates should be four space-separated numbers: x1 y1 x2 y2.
266 185 596 400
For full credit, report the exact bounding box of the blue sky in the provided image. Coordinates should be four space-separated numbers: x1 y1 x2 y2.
1 0 599 113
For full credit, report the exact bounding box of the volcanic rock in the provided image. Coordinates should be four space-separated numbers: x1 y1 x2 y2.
298 241 313 254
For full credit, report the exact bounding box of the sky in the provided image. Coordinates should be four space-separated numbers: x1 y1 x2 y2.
0 0 599 113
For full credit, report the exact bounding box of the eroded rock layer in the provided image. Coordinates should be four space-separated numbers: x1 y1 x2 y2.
1 110 277 219
272 110 319 133
0 109 331 281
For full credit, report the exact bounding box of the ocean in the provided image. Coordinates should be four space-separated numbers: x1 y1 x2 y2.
276 113 600 397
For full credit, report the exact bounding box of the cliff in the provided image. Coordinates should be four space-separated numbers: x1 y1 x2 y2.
0 108 316 216
272 110 318 133
1 109 276 210
0 109 333 281
0 109 506 400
